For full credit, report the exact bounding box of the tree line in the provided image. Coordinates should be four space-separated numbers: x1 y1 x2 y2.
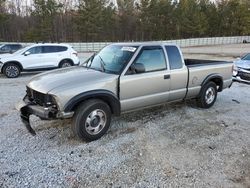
0 0 250 42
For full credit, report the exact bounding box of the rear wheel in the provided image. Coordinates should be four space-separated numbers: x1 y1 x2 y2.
72 99 111 142
3 63 21 78
197 82 217 108
59 60 73 68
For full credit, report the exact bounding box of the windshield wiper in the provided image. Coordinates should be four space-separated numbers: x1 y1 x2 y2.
98 55 106 72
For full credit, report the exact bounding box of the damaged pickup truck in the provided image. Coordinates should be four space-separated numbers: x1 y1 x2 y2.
17 43 233 141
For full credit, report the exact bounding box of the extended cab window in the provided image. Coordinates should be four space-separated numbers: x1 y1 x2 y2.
165 46 183 70
132 47 166 73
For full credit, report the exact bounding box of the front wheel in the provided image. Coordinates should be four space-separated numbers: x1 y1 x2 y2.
72 99 111 142
197 82 217 108
3 63 21 78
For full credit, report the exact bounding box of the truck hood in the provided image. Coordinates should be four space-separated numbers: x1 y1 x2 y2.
235 60 250 70
28 67 118 94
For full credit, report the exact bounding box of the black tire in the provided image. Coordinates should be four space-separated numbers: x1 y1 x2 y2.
197 82 217 108
72 99 111 142
3 63 21 78
59 60 73 68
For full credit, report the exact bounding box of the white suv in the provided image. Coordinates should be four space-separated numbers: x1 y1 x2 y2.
0 43 80 78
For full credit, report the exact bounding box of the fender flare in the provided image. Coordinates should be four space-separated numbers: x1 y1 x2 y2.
64 90 121 116
1 61 23 73
198 74 223 97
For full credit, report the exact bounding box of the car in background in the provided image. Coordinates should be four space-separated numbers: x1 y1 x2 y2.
0 44 23 54
0 43 80 78
233 53 250 84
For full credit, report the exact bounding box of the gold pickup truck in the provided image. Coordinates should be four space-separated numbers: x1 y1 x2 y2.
17 42 233 141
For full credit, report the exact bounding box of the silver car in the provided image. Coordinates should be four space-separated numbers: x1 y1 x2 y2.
17 42 233 142
233 53 250 84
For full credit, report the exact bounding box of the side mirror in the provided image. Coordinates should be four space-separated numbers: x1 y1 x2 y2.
24 51 31 56
236 57 241 61
130 63 145 74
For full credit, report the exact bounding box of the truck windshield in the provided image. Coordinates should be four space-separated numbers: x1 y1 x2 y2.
86 45 138 74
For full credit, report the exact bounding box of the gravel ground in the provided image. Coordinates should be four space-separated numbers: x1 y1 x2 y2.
0 44 250 188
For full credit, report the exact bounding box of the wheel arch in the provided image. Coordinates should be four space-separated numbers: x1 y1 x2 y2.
201 74 223 92
59 58 74 67
1 61 23 73
64 90 121 116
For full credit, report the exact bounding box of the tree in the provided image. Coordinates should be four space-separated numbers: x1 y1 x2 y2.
216 0 250 36
116 0 137 41
27 0 63 42
0 0 9 41
75 0 115 41
0 0 250 42
176 0 208 38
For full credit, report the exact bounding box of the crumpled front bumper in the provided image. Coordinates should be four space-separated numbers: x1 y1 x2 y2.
16 97 74 135
233 76 250 85
16 99 56 136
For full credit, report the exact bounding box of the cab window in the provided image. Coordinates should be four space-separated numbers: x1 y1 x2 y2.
130 46 166 73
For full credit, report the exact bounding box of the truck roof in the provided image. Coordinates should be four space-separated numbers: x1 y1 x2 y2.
112 42 178 47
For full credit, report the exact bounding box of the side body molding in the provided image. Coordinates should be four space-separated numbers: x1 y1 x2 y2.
64 90 121 116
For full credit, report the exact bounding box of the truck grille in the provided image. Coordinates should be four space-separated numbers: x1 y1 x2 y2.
26 87 46 106
238 71 250 81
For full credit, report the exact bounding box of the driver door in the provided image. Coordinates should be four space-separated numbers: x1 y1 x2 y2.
20 46 44 69
119 46 171 112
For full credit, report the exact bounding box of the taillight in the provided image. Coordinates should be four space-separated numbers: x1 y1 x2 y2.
73 52 78 57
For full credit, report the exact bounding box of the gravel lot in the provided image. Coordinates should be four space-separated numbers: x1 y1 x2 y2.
0 44 250 188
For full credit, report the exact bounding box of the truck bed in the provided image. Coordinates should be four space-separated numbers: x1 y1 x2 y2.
184 59 233 99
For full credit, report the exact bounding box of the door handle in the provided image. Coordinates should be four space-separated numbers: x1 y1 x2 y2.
164 75 170 79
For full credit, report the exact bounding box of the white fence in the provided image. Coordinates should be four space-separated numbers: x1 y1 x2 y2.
164 36 250 47
2 36 250 52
